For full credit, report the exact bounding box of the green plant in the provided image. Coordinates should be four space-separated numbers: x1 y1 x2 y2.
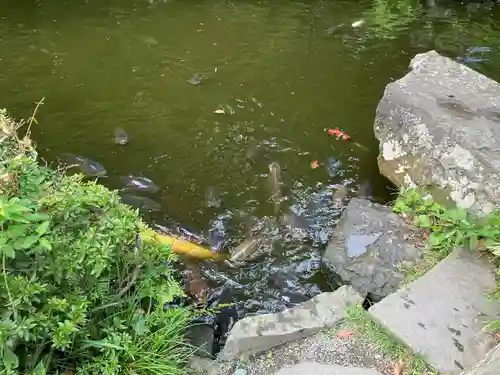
0 112 190 375
393 187 500 331
393 188 495 253
344 304 436 375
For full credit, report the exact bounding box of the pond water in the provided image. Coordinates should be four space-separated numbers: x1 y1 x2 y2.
2 0 500 318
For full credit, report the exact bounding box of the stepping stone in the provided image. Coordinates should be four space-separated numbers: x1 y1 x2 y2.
274 362 383 375
369 248 500 374
219 285 363 360
462 344 500 375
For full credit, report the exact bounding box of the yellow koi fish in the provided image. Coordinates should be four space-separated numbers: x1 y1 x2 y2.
140 229 222 260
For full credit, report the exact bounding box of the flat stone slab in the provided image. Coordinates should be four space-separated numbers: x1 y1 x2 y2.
369 248 500 374
462 345 500 375
214 320 394 375
274 362 383 375
219 285 363 361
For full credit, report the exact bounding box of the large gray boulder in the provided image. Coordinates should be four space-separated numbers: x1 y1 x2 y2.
374 50 500 215
322 197 421 301
369 248 500 374
219 285 363 361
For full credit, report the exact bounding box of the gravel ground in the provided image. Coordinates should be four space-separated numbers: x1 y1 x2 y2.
189 322 393 375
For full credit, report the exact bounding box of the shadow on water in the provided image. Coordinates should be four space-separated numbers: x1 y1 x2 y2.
2 0 500 347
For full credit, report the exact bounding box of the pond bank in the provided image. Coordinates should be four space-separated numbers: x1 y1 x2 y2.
197 51 500 375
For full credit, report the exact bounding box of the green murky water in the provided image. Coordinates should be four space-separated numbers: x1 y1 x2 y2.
2 0 500 313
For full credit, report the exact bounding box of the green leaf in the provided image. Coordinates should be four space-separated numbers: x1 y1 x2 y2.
36 221 50 236
428 231 445 247
2 245 16 259
5 224 30 239
469 235 478 250
133 316 150 336
32 361 46 375
39 238 52 251
416 215 432 228
446 208 468 223
21 235 40 249
3 347 19 370
393 201 409 213
24 213 49 222
430 202 443 214
484 238 496 249
444 229 457 239
81 340 125 351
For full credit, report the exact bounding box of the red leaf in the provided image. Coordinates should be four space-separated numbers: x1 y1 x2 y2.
336 330 353 338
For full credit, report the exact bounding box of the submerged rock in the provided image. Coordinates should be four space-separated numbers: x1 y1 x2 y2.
185 322 215 359
374 50 500 215
322 197 421 301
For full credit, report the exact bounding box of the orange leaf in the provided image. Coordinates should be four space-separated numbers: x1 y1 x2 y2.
336 330 353 338
310 160 319 169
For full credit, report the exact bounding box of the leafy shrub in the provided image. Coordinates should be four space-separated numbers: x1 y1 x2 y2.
0 112 190 375
393 188 500 253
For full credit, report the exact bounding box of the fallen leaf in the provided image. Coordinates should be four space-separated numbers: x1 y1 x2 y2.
477 238 486 251
22 136 32 148
214 109 225 114
336 330 353 338
310 160 319 169
392 360 403 375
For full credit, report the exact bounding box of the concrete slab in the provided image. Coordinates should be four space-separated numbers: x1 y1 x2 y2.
274 362 383 375
369 248 500 374
219 285 363 361
461 345 500 375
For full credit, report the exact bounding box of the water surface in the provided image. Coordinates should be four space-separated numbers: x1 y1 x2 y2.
2 0 500 314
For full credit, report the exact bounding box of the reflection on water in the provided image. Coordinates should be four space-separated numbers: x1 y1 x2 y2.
2 0 500 316
346 233 381 258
